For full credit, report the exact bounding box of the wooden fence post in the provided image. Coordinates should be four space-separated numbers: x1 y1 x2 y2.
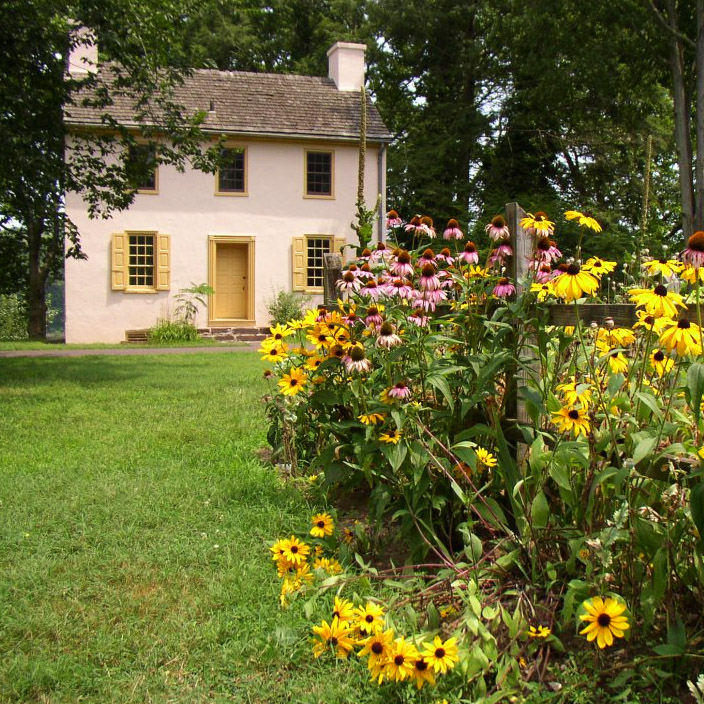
323 253 342 309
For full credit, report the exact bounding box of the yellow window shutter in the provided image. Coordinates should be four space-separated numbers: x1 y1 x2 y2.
156 234 171 290
111 233 127 290
333 237 346 264
292 236 305 291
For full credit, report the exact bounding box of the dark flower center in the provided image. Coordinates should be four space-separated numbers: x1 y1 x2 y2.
557 263 569 272
537 236 550 251
376 243 387 251
435 648 446 659
447 218 459 228
289 379 298 387
441 248 451 257
654 350 665 361
371 642 384 655
362 249 372 257
291 546 298 553
415 660 428 671
492 215 506 227
678 319 691 329
361 263 371 272
658 258 668 264
498 277 509 285
388 209 399 219
409 216 421 226
568 410 580 420
365 615 374 623
350 346 366 362
317 520 325 528
343 272 356 282
597 613 611 627
368 306 379 316
394 655 405 666
395 382 407 390
420 216 434 227
422 248 434 259
379 322 394 336
688 231 704 251
398 250 411 264
654 284 668 297
534 211 548 220
566 263 581 275
421 263 436 277
330 637 339 646
464 242 477 253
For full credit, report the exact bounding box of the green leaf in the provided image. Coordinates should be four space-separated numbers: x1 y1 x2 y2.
688 363 704 426
666 616 686 654
634 391 663 420
530 490 549 529
427 374 454 411
632 435 657 466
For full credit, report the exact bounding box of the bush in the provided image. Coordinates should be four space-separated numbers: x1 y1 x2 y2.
0 294 28 340
266 289 310 326
147 319 199 343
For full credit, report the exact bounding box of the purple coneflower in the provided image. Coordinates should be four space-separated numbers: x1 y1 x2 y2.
343 345 373 373
370 242 392 263
419 216 436 238
356 263 374 279
485 214 510 241
417 248 437 267
376 321 402 349
336 270 361 293
419 263 441 291
413 289 447 311
436 247 455 266
457 241 479 265
405 215 422 233
386 278 415 300
364 305 384 328
443 218 464 240
489 242 513 267
492 277 516 298
535 237 562 264
390 250 414 278
682 231 704 268
386 209 402 228
534 263 555 283
388 381 412 400
407 311 430 327
360 279 382 299
357 248 373 262
315 307 329 323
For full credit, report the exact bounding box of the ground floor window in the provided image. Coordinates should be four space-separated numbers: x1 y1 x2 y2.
111 231 170 292
292 235 345 293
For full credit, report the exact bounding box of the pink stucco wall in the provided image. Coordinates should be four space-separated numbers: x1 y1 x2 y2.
65 138 385 343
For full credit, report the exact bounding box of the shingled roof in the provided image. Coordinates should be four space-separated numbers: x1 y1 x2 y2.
65 65 392 143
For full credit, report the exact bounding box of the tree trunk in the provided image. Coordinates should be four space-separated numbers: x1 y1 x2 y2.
697 0 704 231
665 0 695 237
26 219 47 340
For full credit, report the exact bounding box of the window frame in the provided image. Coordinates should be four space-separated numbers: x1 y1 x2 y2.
304 149 335 199
111 231 170 294
215 145 248 196
292 234 345 294
128 143 159 195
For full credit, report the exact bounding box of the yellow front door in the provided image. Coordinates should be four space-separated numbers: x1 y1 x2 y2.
214 242 248 319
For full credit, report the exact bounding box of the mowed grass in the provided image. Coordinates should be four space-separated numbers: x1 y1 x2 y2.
0 353 384 704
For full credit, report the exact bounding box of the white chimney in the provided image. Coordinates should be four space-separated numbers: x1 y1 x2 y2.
67 26 98 75
327 42 366 91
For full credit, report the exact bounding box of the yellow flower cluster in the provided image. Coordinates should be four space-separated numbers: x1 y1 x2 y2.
311 595 459 690
270 513 343 606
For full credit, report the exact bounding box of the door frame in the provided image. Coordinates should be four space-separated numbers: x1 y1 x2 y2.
207 235 255 326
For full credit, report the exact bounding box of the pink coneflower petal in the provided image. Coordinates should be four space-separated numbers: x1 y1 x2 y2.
492 277 516 298
436 247 455 266
682 231 704 268
419 263 441 291
457 241 479 264
485 215 510 241
386 209 402 228
443 218 464 240
388 382 412 399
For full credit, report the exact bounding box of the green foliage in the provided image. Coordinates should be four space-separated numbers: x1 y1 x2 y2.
173 282 214 325
266 288 310 326
147 318 199 343
0 294 28 340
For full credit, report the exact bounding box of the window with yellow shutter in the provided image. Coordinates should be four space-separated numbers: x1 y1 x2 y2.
291 235 345 293
111 231 170 293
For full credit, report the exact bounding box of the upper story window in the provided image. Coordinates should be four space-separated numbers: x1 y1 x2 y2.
305 150 334 198
216 147 247 195
128 144 158 193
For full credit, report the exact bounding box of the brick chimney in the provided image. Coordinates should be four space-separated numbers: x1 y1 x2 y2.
327 42 366 91
67 26 98 75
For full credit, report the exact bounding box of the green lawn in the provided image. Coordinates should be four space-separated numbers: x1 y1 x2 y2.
0 353 383 704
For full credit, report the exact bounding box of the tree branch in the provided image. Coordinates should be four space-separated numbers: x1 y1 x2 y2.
645 0 696 49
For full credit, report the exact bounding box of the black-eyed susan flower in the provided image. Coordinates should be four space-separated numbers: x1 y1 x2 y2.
520 211 555 235
530 281 554 301
476 447 498 468
556 380 593 408
358 628 395 684
551 406 591 437
331 596 356 624
579 596 629 648
421 635 459 674
527 625 551 638
310 512 334 538
633 310 669 334
260 343 289 362
312 616 356 658
281 535 310 567
384 637 419 681
565 209 602 232
682 230 704 268
379 428 403 444
269 322 294 341
582 257 616 276
649 349 675 377
354 601 385 635
313 556 343 575
278 367 307 396
358 412 385 425
628 285 686 319
682 264 704 284
552 264 600 303
598 327 636 347
607 350 629 374
642 258 683 278
410 657 436 690
659 317 703 356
